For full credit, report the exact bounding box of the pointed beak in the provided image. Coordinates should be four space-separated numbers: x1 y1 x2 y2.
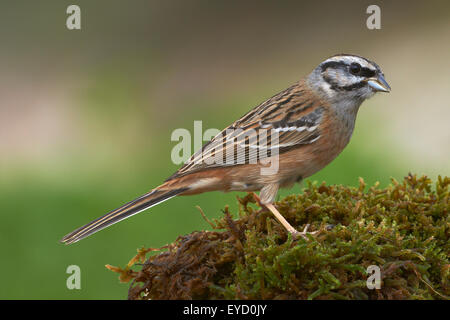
367 74 391 92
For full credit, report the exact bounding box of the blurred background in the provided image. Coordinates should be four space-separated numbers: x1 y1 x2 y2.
0 0 448 299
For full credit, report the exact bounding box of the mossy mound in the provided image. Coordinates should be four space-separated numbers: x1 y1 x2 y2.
107 174 449 300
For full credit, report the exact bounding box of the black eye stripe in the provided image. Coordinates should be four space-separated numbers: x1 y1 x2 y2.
360 67 375 78
321 61 376 78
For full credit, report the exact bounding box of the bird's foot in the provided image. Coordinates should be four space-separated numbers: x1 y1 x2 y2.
290 224 319 240
252 192 320 241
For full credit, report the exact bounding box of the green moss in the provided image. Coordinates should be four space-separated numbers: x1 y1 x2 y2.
108 174 449 300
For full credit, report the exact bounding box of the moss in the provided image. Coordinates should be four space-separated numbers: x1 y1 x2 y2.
107 174 449 300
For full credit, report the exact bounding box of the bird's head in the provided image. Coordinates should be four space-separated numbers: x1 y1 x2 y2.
307 54 390 107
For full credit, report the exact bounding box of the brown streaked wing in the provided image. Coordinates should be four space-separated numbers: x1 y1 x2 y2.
166 82 322 180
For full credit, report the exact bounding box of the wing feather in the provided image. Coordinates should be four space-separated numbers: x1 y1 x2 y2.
166 83 324 180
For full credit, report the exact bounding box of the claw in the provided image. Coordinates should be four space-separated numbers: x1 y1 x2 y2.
291 224 320 240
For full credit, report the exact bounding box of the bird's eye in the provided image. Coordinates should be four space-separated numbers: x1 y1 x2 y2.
349 63 361 75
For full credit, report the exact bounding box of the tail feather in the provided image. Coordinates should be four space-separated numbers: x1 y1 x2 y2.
60 187 188 245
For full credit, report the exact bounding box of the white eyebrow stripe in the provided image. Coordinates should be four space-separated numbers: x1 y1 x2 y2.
326 55 373 70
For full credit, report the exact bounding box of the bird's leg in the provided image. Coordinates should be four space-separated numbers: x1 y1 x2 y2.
265 203 318 240
252 192 318 240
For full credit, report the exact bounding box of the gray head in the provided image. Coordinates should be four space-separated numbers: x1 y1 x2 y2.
307 54 390 107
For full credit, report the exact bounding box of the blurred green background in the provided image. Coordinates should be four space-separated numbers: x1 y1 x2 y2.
0 1 449 299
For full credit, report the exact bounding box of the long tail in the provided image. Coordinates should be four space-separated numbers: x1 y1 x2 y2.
60 187 188 245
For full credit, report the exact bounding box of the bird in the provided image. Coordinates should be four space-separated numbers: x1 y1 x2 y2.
61 53 390 245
